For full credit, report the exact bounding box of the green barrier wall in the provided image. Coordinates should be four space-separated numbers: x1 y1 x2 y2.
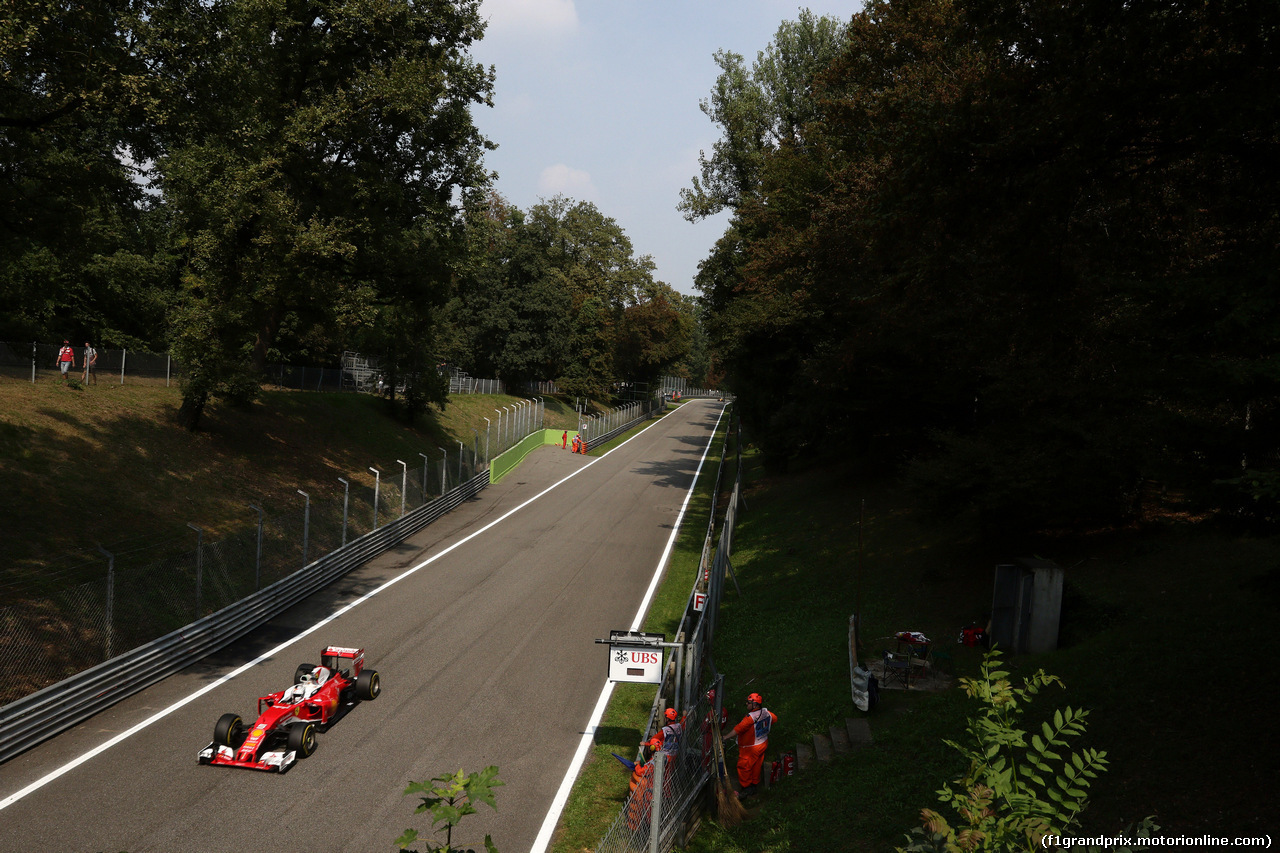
490 429 565 483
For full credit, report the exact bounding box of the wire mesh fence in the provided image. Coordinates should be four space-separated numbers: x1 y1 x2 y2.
592 414 741 853
0 442 489 707
0 342 535 398
596 686 725 853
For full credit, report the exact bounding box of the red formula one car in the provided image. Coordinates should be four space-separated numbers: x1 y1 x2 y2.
197 646 381 773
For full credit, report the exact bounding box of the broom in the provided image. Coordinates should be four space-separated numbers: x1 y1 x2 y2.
709 710 748 826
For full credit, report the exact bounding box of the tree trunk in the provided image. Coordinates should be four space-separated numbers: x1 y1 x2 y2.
178 386 209 431
252 306 283 373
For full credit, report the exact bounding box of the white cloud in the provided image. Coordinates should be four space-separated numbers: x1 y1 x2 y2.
481 0 578 37
538 163 597 200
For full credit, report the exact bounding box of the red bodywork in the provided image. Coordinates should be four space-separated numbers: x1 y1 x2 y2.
198 646 377 773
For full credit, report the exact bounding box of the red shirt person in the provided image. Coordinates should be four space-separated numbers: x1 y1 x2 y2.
722 692 776 798
57 340 76 378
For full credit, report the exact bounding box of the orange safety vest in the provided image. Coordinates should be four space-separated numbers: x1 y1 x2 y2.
660 721 683 756
732 707 776 748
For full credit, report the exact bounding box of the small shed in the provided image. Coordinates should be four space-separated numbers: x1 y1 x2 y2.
990 558 1064 654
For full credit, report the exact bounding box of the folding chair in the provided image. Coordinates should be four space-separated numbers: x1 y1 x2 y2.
881 650 911 689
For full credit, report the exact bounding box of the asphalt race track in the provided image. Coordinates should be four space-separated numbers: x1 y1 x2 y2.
0 399 726 853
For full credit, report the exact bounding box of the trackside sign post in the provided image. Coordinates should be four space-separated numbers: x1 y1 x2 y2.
599 630 665 684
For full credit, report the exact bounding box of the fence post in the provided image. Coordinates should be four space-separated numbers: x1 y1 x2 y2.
187 523 203 616
369 467 381 529
483 418 491 467
418 453 429 503
457 441 463 483
397 460 407 518
120 349 127 385
249 503 264 588
297 490 310 566
336 480 349 546
97 546 115 659
649 750 665 853
438 447 447 494
493 409 502 454
166 354 171 387
30 341 36 384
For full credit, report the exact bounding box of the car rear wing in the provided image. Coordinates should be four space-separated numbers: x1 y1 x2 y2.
320 646 364 676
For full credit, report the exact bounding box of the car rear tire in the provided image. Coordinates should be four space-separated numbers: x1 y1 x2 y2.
294 663 316 684
214 713 244 747
356 668 381 701
288 721 317 758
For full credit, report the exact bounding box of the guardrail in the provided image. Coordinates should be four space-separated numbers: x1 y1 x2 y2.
582 405 661 451
0 471 489 764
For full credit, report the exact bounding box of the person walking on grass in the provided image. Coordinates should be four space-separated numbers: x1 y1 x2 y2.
83 341 98 384
722 691 776 799
56 340 75 381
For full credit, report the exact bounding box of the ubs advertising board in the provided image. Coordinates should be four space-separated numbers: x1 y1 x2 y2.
607 630 666 684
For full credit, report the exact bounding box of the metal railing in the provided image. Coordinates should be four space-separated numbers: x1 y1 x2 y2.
579 395 665 450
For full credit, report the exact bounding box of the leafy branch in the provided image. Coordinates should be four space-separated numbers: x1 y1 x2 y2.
900 649 1110 852
396 766 503 853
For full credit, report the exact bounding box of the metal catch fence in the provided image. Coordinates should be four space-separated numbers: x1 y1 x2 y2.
0 443 486 707
593 412 741 853
1 342 553 398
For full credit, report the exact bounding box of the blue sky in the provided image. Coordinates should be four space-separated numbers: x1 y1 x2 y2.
470 1 861 296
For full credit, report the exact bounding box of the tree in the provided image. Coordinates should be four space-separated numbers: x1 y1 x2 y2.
678 9 849 222
145 0 495 429
0 0 167 345
614 283 692 391
692 0 1280 529
442 191 571 390
524 197 656 396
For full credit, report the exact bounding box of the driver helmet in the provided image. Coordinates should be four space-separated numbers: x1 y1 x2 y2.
299 672 315 685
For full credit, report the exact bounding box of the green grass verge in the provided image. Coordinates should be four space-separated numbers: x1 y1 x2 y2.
677 449 1276 851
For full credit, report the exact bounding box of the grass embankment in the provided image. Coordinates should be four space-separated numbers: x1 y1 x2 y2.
654 449 1277 851
0 380 585 581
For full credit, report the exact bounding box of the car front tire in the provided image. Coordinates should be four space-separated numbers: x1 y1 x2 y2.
214 713 244 747
288 721 317 758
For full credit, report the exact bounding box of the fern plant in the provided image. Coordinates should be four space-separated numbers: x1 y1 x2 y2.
899 649 1109 852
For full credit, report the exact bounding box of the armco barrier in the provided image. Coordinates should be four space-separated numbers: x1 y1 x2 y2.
0 471 488 765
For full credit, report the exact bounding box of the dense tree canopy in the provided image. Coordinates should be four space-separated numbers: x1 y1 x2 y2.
444 193 693 399
144 0 495 427
691 0 1280 532
0 0 168 346
678 9 848 222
